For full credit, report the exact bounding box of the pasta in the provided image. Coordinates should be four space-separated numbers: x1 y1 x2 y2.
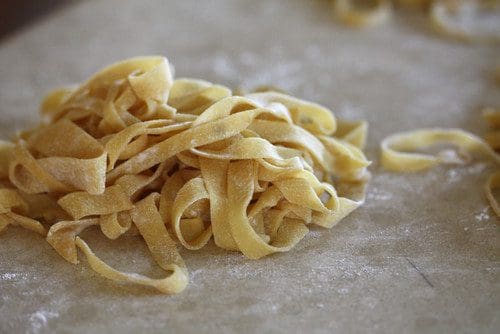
483 107 500 216
380 127 500 218
0 56 370 294
483 107 500 150
331 0 500 43
380 128 500 172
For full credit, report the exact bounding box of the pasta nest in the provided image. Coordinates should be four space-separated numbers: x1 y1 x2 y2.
0 56 370 294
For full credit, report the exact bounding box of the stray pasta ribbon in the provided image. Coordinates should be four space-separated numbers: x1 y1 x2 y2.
380 127 500 218
0 56 370 294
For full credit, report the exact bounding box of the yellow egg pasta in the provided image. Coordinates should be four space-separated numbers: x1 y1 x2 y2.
380 127 500 219
380 128 500 171
0 56 370 294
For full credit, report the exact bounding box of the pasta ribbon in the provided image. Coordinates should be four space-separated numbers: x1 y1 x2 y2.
380 127 500 218
381 128 500 171
482 107 500 215
0 56 370 293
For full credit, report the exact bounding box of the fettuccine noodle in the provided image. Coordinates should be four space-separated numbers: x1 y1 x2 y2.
380 126 500 218
0 56 370 294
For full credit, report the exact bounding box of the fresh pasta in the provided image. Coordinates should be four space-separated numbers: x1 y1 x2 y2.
380 127 500 218
380 63 500 218
331 0 500 43
483 107 500 216
430 0 500 43
380 128 500 171
0 56 370 294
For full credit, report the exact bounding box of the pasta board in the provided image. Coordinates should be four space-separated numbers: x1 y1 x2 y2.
0 0 498 333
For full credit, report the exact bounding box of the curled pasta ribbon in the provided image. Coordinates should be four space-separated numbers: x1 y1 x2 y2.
226 160 309 259
0 188 45 235
380 128 500 171
380 127 500 218
47 195 188 294
332 0 392 28
0 56 370 293
57 184 134 220
171 177 212 250
75 237 188 294
10 119 106 195
430 0 500 43
169 79 232 115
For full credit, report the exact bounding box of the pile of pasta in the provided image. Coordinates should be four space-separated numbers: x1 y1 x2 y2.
332 0 500 43
0 56 370 294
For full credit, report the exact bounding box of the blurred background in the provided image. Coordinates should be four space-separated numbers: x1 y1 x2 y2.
0 0 77 40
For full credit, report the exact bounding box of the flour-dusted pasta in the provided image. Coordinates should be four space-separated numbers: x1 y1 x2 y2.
0 56 370 294
379 60 500 220
380 127 500 218
380 128 500 171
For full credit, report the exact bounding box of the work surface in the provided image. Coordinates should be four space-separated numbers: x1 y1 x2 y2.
0 1 499 333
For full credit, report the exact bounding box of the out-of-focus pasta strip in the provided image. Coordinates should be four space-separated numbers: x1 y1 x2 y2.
332 0 500 43
332 0 392 28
